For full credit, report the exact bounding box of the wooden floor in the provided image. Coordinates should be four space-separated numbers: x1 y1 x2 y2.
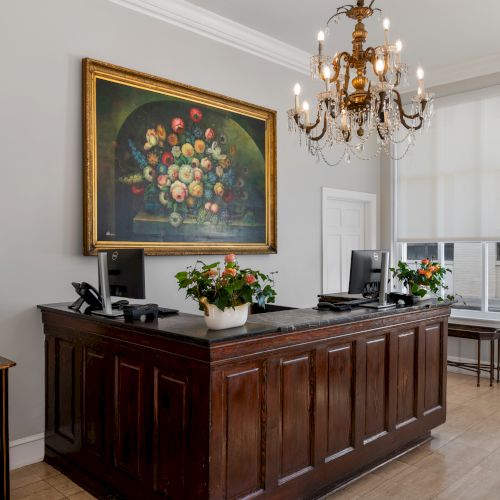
10 372 500 500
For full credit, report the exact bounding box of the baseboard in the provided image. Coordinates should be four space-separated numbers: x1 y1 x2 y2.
447 355 496 379
9 433 44 470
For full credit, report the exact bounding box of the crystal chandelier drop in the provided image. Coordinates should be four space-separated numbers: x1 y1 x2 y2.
287 0 434 165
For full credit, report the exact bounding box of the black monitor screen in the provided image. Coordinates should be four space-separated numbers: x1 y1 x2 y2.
105 249 145 299
348 250 383 295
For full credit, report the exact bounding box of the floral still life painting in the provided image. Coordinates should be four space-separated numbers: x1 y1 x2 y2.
83 59 276 255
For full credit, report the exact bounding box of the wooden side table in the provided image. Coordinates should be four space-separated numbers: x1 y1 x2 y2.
0 356 15 500
447 321 500 387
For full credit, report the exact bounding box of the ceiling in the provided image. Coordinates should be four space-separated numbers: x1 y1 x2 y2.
187 0 500 83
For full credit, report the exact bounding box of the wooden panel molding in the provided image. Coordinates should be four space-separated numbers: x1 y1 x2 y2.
279 354 314 482
326 344 355 460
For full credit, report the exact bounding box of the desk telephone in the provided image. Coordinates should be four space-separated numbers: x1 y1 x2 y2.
69 282 128 313
69 282 178 319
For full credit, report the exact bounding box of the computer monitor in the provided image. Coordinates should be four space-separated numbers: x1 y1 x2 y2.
107 249 145 299
93 249 145 317
348 250 383 296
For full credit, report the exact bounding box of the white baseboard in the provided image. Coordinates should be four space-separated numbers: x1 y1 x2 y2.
9 433 44 470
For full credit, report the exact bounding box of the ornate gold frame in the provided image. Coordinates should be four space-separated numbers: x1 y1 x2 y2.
83 58 277 255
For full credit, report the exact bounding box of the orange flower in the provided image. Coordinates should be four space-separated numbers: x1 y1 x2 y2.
425 271 432 279
421 259 429 265
418 269 426 275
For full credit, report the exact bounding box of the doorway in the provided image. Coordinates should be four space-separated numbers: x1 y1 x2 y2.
322 188 377 294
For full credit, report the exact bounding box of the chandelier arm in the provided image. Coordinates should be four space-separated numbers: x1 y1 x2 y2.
293 112 322 134
392 90 428 130
330 52 351 83
306 112 329 142
326 5 352 26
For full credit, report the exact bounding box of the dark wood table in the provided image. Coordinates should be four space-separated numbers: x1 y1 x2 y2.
0 356 15 500
447 320 500 387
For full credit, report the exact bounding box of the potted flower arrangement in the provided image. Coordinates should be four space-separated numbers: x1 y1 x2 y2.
391 259 454 302
175 254 277 330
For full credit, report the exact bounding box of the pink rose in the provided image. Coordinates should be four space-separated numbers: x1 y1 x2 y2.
223 267 237 278
205 128 215 141
210 202 219 214
224 253 236 263
170 180 187 203
157 174 169 187
171 117 185 134
245 274 256 285
200 157 212 172
193 167 203 181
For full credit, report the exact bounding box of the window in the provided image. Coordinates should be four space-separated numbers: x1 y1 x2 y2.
407 243 454 262
397 242 500 320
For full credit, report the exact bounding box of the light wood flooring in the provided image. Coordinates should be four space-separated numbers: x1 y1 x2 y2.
10 372 500 499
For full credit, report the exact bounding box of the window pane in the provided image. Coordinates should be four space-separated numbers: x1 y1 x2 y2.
488 242 500 312
449 242 482 311
444 243 454 262
407 243 438 261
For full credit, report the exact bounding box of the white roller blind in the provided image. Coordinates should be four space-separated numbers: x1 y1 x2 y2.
396 85 500 242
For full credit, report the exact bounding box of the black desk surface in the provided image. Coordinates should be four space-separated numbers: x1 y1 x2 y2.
38 300 450 346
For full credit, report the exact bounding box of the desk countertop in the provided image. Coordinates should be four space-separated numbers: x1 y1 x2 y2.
38 300 451 346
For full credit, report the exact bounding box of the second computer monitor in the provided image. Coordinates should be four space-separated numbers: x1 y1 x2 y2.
348 250 383 295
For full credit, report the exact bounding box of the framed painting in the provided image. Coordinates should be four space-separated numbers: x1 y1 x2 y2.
83 58 277 255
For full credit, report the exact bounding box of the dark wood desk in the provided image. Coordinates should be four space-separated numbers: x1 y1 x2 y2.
0 356 15 500
448 320 500 387
39 301 450 499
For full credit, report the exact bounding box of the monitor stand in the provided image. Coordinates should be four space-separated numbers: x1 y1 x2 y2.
361 294 397 310
91 252 123 318
359 251 396 310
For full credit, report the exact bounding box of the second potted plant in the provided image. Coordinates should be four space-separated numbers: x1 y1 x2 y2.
391 258 453 302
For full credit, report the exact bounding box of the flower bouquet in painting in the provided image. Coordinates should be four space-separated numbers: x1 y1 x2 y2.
116 103 264 240
175 254 276 330
391 259 454 302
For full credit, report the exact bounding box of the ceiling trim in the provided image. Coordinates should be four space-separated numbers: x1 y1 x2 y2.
107 0 310 74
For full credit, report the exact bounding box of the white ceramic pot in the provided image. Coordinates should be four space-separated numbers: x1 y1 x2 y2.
204 303 249 330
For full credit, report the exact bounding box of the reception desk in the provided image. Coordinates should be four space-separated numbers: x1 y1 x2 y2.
39 301 450 499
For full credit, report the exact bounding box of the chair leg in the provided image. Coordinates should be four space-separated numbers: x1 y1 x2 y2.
491 340 494 387
477 340 481 387
497 339 500 383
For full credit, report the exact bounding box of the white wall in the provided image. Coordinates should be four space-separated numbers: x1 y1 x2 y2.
0 0 380 442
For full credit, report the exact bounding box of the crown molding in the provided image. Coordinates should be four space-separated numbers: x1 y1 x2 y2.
426 53 500 90
107 0 309 75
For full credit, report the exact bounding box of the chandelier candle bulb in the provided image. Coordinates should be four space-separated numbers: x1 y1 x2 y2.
317 30 325 57
293 83 301 112
395 39 402 64
417 67 425 95
375 57 385 79
341 109 348 131
383 17 390 45
323 66 331 91
302 100 310 124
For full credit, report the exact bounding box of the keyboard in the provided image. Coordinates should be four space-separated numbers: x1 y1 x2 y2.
157 306 179 316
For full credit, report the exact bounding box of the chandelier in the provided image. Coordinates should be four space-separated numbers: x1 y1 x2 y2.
287 0 434 164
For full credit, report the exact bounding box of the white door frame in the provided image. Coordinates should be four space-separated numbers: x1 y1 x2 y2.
322 187 377 294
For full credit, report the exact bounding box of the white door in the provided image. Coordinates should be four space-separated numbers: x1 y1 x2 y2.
322 188 377 294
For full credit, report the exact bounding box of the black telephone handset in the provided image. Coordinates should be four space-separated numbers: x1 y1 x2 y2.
69 282 103 313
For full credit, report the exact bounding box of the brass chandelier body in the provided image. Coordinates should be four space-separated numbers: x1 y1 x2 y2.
288 0 433 164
